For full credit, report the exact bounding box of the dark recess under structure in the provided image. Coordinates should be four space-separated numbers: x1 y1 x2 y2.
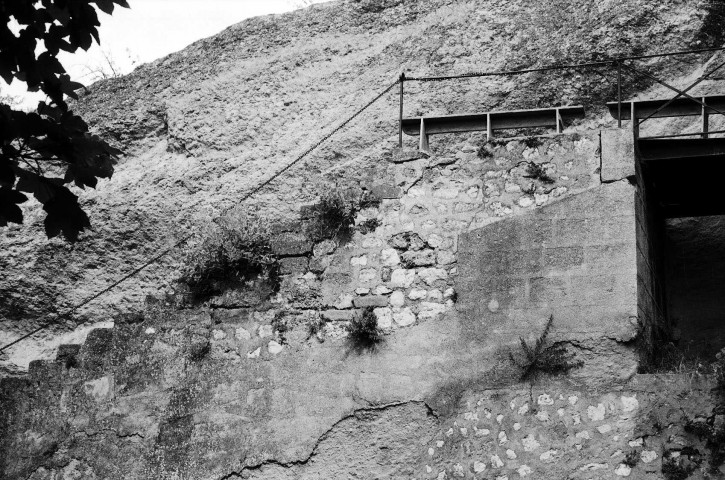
613 96 725 362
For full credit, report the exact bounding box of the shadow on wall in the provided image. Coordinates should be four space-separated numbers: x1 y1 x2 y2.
666 215 725 361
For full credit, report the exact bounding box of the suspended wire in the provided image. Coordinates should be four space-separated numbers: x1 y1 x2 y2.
0 79 400 354
3 45 724 354
404 46 725 82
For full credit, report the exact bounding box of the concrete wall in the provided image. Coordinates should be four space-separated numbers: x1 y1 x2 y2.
457 181 640 380
634 139 671 367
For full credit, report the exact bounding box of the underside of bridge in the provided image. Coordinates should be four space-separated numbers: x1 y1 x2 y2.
638 136 725 360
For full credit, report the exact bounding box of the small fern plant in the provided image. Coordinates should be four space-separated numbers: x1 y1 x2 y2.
509 315 582 381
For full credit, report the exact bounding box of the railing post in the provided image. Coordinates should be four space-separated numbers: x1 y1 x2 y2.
419 118 430 153
631 101 639 140
398 73 405 148
486 113 493 141
555 108 563 134
617 61 622 129
702 96 709 139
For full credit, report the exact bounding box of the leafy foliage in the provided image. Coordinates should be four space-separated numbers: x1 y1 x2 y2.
307 316 326 341
476 144 493 159
357 217 381 235
179 215 279 304
306 188 380 242
661 453 699 480
623 450 641 468
346 307 383 353
0 0 127 240
509 315 582 381
523 162 555 184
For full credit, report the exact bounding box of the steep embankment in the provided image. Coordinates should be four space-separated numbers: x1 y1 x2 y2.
0 0 721 374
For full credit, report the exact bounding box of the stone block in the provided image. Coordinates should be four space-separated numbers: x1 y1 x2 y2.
418 302 446 321
601 128 635 182
401 249 436 267
542 246 584 269
387 147 427 164
369 183 402 199
353 295 390 308
374 307 393 330
418 268 447 286
437 251 456 265
390 269 415 288
279 256 309 275
528 276 569 305
313 239 337 257
321 310 356 322
390 290 405 307
393 308 416 326
381 248 400 266
389 232 426 251
309 255 332 273
359 268 378 282
270 232 312 256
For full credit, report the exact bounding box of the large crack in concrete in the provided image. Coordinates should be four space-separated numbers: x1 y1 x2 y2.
217 400 438 479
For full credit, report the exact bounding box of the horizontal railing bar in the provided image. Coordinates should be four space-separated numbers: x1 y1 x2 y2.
405 46 725 82
641 130 725 140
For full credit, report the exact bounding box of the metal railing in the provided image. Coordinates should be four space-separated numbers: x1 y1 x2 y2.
397 46 725 146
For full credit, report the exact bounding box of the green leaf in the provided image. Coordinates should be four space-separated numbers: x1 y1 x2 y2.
0 187 28 226
42 184 90 242
94 0 116 15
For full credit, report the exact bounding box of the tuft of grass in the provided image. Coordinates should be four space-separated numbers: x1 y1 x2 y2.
307 317 327 342
509 315 583 382
346 307 383 353
522 137 543 149
524 162 555 184
179 215 278 304
477 144 493 159
188 340 210 362
623 450 641 468
662 454 699 480
272 313 289 344
307 189 381 242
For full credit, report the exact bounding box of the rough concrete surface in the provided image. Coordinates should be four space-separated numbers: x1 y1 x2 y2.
1 0 722 373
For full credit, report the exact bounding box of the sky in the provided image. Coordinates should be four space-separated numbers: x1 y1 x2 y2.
4 0 326 107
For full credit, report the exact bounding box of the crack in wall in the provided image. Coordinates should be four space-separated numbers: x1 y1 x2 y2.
216 400 438 479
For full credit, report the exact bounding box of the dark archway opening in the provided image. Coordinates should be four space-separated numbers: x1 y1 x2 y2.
665 216 725 360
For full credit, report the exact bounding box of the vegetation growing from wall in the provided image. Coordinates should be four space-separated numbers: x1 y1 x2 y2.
179 215 278 304
306 188 380 242
509 315 582 381
524 161 555 184
696 0 725 48
477 144 493 159
346 307 383 353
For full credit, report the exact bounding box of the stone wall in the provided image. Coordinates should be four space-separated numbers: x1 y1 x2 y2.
272 131 604 343
3 129 693 479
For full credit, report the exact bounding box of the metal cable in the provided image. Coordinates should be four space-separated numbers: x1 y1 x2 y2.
405 46 725 82
4 45 725 354
0 79 400 354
